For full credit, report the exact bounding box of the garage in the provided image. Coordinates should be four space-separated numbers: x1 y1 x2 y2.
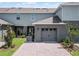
32 17 67 42
41 28 57 41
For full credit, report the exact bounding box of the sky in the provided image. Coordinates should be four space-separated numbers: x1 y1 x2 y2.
0 2 62 8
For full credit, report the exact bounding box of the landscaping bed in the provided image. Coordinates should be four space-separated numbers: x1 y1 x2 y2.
70 45 79 56
61 24 79 56
61 43 79 56
0 38 26 56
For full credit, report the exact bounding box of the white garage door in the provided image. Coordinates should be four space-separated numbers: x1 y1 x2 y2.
41 28 57 41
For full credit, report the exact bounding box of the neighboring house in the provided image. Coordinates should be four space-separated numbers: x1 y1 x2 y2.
55 2 79 25
55 2 79 42
0 2 79 42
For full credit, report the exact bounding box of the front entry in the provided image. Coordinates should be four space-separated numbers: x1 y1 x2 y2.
13 26 24 37
27 26 34 42
41 28 57 41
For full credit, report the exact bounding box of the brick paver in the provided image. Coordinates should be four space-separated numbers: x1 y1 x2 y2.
13 43 71 56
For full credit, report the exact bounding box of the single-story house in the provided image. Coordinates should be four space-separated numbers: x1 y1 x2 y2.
0 2 79 42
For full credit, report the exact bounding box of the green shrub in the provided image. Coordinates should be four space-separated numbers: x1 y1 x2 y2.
3 26 15 48
62 37 74 48
11 31 16 38
18 35 26 38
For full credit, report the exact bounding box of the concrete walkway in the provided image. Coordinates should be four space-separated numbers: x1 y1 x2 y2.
13 43 71 56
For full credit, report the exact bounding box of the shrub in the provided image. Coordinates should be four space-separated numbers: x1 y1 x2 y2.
67 24 79 43
18 35 26 38
3 26 15 48
11 31 16 38
62 37 74 48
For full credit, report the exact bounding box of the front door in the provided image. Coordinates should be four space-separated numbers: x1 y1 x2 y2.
27 26 34 42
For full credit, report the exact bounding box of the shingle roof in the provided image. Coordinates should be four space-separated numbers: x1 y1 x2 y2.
0 19 13 25
32 17 66 25
0 8 56 13
32 17 53 25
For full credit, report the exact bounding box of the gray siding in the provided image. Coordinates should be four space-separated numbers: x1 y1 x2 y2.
62 6 79 21
57 25 67 42
0 13 53 26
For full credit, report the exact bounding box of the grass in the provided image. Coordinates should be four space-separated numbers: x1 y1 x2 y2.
0 38 26 56
71 50 79 56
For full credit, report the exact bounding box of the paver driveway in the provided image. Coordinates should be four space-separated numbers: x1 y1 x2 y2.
13 42 71 56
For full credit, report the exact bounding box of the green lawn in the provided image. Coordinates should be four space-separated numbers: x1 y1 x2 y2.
0 38 26 56
71 50 79 56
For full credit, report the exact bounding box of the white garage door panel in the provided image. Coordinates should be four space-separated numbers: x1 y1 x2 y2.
42 30 48 40
41 28 56 41
48 30 56 41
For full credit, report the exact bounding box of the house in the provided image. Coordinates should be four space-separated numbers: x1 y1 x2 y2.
0 2 79 42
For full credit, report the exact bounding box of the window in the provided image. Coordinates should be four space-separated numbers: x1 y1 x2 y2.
53 28 56 31
42 28 44 31
50 28 52 31
45 28 48 31
16 17 20 20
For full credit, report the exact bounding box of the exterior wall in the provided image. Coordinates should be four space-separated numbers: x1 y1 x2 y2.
62 6 79 21
0 13 53 26
56 8 62 20
34 24 67 42
57 25 67 42
34 26 41 42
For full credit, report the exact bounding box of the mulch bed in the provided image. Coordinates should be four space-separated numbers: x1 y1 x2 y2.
61 43 79 54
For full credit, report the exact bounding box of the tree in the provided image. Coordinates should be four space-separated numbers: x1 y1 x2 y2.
4 26 15 48
62 24 79 48
67 24 79 42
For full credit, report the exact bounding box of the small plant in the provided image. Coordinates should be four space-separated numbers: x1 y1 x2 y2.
62 37 74 48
